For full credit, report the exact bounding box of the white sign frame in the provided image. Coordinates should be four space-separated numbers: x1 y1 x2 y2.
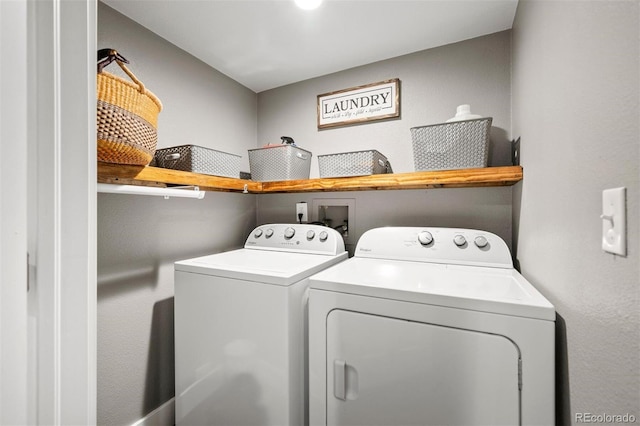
317 79 400 129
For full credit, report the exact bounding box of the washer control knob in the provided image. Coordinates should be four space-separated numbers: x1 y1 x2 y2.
453 235 467 247
253 229 263 238
417 231 433 246
265 228 274 238
306 230 316 240
474 235 488 248
319 231 328 242
284 227 295 239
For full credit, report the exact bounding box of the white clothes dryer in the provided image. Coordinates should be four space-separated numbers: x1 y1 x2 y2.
308 227 555 426
175 224 348 426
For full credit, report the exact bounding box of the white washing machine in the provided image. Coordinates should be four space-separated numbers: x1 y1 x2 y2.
308 227 555 426
175 223 348 426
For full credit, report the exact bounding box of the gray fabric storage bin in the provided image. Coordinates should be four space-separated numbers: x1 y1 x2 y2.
410 117 491 171
153 144 241 178
318 150 392 178
248 145 312 181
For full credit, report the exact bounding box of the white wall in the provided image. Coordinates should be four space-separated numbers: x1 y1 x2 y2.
97 3 257 425
257 31 514 254
512 1 639 423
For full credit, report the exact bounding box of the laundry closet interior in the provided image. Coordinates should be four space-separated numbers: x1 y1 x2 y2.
95 1 639 426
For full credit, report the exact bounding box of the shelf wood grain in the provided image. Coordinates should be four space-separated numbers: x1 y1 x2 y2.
97 162 522 194
260 166 523 193
97 162 262 193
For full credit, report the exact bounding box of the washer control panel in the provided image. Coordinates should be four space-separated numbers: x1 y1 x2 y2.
356 227 513 268
245 223 345 256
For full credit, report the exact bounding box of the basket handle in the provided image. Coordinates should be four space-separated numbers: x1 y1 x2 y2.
379 159 393 174
296 152 309 160
97 49 146 93
115 60 146 93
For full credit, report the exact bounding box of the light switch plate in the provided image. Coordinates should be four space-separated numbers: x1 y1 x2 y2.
601 187 626 256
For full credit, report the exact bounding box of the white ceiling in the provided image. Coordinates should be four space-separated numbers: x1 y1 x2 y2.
101 0 518 93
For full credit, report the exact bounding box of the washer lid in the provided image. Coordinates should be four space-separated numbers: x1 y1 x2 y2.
176 248 348 286
309 257 555 321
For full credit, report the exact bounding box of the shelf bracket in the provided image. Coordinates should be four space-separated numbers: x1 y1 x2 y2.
97 183 205 199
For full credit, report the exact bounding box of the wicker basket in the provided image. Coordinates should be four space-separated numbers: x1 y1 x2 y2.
410 117 491 171
97 53 162 165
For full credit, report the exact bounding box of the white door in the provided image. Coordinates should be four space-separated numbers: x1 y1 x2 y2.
0 1 28 423
326 310 521 426
2 1 97 424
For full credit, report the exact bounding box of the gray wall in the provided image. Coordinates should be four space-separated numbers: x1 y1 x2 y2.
97 4 257 425
512 1 639 423
97 2 640 424
258 30 513 176
257 31 514 254
257 188 513 256
98 3 256 169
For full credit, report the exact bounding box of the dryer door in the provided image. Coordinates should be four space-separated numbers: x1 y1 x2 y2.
326 310 520 426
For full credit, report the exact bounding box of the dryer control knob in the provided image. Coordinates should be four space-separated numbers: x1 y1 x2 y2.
284 227 295 239
253 229 263 238
307 230 316 240
474 235 488 248
265 228 274 238
319 231 328 242
417 231 433 246
453 235 467 247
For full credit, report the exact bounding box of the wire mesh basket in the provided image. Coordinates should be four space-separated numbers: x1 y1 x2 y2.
318 150 392 178
153 144 241 178
248 145 312 181
410 117 492 171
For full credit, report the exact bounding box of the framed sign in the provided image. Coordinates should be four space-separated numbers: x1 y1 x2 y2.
317 79 400 129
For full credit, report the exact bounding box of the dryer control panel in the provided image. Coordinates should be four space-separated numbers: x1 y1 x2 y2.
355 227 513 268
245 223 346 256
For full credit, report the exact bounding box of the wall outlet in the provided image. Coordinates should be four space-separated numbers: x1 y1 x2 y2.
311 198 355 245
296 202 308 223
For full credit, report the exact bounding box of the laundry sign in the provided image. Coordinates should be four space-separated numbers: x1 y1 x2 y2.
317 79 400 129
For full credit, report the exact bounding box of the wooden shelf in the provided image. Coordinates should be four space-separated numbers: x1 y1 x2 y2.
260 166 522 193
97 162 522 194
98 161 262 193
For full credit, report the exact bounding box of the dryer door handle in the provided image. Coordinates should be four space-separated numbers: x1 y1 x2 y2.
333 359 347 401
